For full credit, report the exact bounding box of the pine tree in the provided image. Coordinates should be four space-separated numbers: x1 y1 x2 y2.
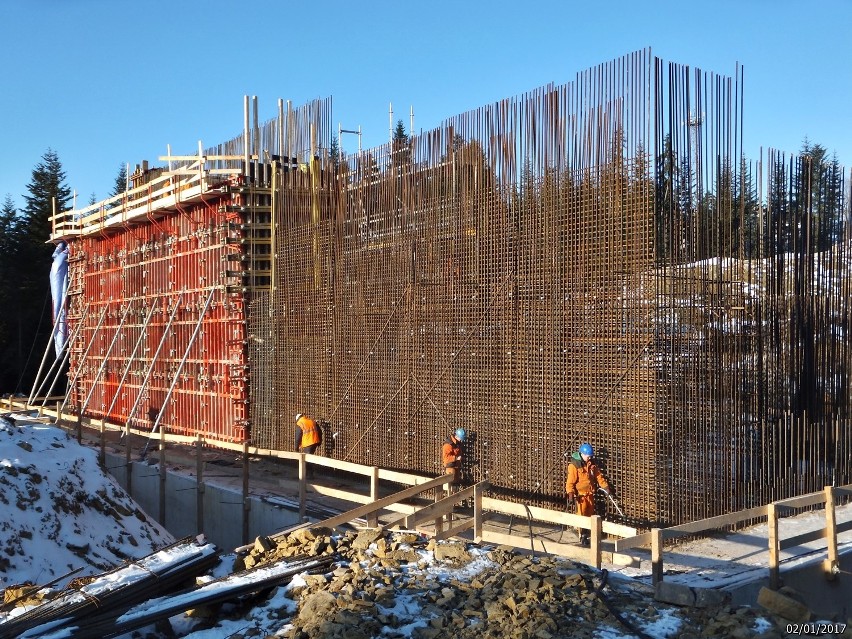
328 135 341 169
22 149 72 244
0 196 18 387
111 163 128 198
8 149 73 392
391 119 410 167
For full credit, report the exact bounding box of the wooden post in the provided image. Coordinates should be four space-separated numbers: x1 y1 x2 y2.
242 440 250 545
368 466 379 527
196 433 204 535
590 515 603 569
768 502 780 589
444 481 453 527
159 425 166 525
434 484 444 535
56 400 62 424
473 483 484 542
651 528 663 586
76 412 82 444
298 453 307 521
823 486 838 580
125 419 132 497
98 418 105 467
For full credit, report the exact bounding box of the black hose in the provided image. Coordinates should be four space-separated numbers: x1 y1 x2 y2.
590 569 656 639
523 504 536 557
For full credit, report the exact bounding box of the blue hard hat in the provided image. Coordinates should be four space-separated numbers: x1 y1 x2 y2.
579 442 594 457
454 428 466 441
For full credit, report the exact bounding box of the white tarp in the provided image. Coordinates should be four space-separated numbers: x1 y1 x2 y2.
49 240 68 358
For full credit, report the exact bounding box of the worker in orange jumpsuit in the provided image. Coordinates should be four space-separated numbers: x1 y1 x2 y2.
566 442 611 546
442 428 466 485
295 413 322 479
294 413 322 454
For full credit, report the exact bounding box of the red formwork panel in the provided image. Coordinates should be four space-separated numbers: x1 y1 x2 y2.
65 194 249 442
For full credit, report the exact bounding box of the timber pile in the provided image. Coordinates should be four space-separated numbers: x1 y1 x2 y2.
0 536 218 639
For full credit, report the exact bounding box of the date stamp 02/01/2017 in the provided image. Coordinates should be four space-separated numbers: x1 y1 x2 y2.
786 623 847 637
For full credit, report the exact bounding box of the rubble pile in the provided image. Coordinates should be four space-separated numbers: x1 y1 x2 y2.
232 527 792 639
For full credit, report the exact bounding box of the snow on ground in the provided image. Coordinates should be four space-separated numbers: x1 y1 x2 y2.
0 416 827 637
612 499 852 593
0 415 174 588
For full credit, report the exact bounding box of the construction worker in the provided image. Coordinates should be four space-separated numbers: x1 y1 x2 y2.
294 413 322 454
442 427 466 485
566 442 611 546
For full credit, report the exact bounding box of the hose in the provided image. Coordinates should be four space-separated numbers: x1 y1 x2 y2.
589 569 656 639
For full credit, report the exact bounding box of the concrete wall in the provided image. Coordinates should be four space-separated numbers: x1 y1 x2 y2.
104 451 301 552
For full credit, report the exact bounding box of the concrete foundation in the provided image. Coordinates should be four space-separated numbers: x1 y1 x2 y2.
104 450 301 552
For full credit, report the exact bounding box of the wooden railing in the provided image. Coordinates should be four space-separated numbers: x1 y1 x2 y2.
8 399 637 567
49 153 246 240
615 484 852 587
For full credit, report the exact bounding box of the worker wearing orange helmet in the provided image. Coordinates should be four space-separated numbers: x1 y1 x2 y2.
566 442 611 546
442 427 467 485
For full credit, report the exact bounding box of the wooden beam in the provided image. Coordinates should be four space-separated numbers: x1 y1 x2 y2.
615 505 767 551
768 503 779 590
478 529 605 563
779 527 826 550
296 474 454 534
651 528 663 586
823 486 838 580
434 518 474 541
775 491 826 510
480 497 636 538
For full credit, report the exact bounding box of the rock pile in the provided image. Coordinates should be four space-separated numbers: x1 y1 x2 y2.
233 527 793 639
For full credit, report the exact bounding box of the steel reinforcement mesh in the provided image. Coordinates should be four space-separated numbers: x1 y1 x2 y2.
248 50 852 526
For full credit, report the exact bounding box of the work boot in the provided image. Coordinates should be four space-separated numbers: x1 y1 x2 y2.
579 533 590 547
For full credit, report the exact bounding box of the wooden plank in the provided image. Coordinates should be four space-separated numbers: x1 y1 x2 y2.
480 497 636 537
300 474 454 533
309 485 417 514
617 504 769 550
768 503 779 590
780 527 825 550
835 485 852 498
310 485 371 505
825 486 838 574
478 530 606 563
775 492 826 509
433 518 474 541
306 453 374 476
377 468 436 486
404 483 484 529
651 528 663 586
666 506 768 535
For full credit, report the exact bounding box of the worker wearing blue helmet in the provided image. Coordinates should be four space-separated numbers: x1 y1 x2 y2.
566 442 611 546
442 427 467 484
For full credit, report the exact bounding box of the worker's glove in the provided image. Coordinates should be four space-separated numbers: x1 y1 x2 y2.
566 494 576 508
600 488 610 496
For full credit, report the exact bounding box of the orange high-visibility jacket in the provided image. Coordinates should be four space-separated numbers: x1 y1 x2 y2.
442 435 463 469
296 415 321 449
566 453 609 497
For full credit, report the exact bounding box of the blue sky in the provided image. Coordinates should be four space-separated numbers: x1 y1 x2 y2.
1 0 850 210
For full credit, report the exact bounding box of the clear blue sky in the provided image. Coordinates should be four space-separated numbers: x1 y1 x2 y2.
2 0 850 210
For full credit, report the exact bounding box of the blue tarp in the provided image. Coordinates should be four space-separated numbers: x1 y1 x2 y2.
50 241 69 358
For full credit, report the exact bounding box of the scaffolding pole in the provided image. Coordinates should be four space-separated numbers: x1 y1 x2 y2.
141 286 218 458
